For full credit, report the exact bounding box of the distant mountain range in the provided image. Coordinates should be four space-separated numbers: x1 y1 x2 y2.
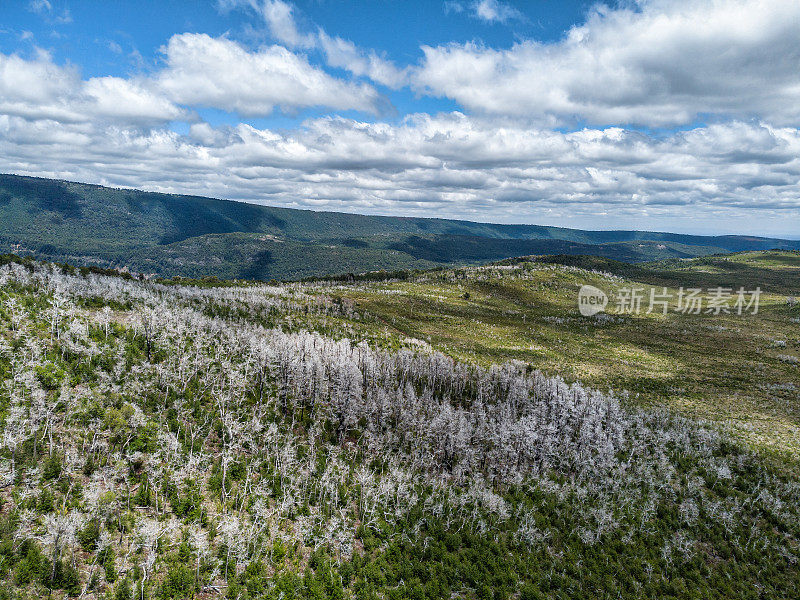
2 173 798 280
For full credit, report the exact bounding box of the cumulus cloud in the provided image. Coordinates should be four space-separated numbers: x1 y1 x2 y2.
473 0 523 23
154 33 382 115
417 0 800 126
84 77 186 123
0 50 77 108
259 0 316 48
219 0 316 48
0 33 384 124
316 32 409 89
0 50 185 124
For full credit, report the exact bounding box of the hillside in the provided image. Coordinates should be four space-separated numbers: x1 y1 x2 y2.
2 174 799 280
330 250 800 459
0 251 798 599
501 250 800 295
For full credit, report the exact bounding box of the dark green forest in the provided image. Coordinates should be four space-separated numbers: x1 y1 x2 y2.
3 174 799 280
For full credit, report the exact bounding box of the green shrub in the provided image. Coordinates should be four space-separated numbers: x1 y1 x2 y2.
44 558 81 595
160 564 195 599
35 363 64 391
115 577 133 600
37 489 55 512
42 454 63 481
78 519 101 551
101 547 117 583
15 541 45 585
83 454 97 476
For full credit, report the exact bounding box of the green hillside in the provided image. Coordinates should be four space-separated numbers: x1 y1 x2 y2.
520 250 800 295
2 173 799 280
0 251 798 600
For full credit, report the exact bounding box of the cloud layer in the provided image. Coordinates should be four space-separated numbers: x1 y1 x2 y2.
0 33 383 124
2 110 799 233
418 0 800 126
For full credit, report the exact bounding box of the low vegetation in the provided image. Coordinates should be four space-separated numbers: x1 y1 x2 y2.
0 251 798 599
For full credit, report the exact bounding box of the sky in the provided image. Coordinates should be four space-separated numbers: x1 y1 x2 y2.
1 0 799 237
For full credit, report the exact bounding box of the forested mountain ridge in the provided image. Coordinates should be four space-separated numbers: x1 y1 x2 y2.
3 174 799 280
0 252 799 599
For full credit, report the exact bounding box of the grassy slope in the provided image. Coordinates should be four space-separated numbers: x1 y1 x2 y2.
2 173 800 280
324 251 800 459
524 251 800 295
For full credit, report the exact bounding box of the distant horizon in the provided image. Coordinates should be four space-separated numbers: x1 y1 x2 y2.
5 171 800 242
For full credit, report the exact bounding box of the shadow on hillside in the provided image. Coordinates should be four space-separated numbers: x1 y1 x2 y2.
239 249 274 280
0 175 83 218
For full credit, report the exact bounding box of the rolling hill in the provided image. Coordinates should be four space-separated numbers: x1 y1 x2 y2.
2 173 799 280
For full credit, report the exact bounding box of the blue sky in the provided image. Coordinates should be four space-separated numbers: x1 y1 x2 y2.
1 1 598 123
0 1 597 72
1 0 799 236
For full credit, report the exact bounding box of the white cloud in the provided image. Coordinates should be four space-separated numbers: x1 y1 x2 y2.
472 0 524 23
0 50 89 123
223 0 408 88
443 1 523 23
259 0 316 48
0 50 185 125
443 2 464 15
84 77 187 123
219 0 316 47
27 0 51 14
416 0 800 126
154 33 382 116
219 0 316 48
27 0 72 24
0 50 76 106
317 32 409 89
0 34 384 125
